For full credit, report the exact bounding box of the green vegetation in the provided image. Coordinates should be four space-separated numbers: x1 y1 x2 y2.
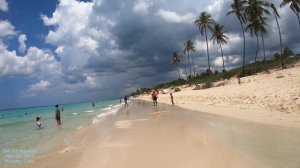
130 55 299 97
130 0 300 97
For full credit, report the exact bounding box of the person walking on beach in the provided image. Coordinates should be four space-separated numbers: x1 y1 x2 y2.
152 90 158 106
151 90 155 106
124 95 128 107
170 93 174 105
55 104 61 125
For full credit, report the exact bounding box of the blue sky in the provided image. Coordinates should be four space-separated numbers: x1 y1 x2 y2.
0 0 299 109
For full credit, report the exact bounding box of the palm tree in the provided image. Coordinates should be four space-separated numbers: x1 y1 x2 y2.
246 18 267 72
270 3 284 69
244 0 270 22
180 54 189 79
211 24 229 72
227 0 247 76
184 40 196 76
183 42 192 76
244 0 270 72
171 52 181 79
280 0 300 28
195 12 215 80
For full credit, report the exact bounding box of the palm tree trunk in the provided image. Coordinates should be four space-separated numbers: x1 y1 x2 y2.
274 14 284 68
254 34 259 73
297 12 300 29
184 68 188 79
261 32 267 72
219 43 225 72
187 52 192 76
191 54 196 76
239 19 246 76
204 27 211 80
177 66 181 79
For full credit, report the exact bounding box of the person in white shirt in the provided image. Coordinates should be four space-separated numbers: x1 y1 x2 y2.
36 116 42 129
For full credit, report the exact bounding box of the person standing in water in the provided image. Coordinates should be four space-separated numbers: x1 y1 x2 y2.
55 104 61 125
36 116 42 129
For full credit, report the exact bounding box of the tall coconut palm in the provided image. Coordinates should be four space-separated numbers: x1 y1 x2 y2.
270 3 284 69
184 40 196 76
210 24 229 72
180 54 189 79
183 42 192 76
246 18 267 72
280 0 300 28
245 0 271 22
195 12 215 80
171 52 181 79
244 0 270 72
227 0 247 76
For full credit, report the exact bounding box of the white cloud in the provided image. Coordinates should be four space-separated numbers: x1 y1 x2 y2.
85 75 98 89
133 0 152 13
0 44 61 78
41 0 94 45
0 20 16 37
207 0 225 19
213 55 241 67
222 33 242 51
0 0 8 12
194 39 213 52
28 80 51 92
41 0 114 86
77 36 98 54
18 34 27 53
156 9 195 23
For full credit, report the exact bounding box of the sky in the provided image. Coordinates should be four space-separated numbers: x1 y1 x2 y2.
0 0 299 109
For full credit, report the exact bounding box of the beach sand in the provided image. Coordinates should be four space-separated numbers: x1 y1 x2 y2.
139 63 300 127
11 65 300 168
14 100 300 168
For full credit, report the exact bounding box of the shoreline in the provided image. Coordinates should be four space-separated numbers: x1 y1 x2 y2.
11 100 300 168
11 103 124 168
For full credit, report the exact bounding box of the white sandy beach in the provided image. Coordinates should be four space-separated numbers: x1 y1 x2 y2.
139 63 300 127
14 63 300 168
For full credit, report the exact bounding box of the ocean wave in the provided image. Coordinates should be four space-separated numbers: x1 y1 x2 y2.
102 107 112 111
84 110 94 113
92 105 123 125
71 113 78 115
112 104 123 108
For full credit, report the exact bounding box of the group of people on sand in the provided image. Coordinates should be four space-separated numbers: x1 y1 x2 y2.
35 104 62 129
151 90 174 106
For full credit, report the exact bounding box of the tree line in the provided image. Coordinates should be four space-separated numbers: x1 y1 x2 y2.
172 0 300 81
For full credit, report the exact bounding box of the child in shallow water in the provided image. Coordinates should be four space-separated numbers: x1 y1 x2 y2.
36 116 42 129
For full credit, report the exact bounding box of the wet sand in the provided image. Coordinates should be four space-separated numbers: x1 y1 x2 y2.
14 100 300 168
77 100 300 168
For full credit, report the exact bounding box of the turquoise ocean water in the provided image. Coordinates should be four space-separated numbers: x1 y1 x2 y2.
0 99 122 160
